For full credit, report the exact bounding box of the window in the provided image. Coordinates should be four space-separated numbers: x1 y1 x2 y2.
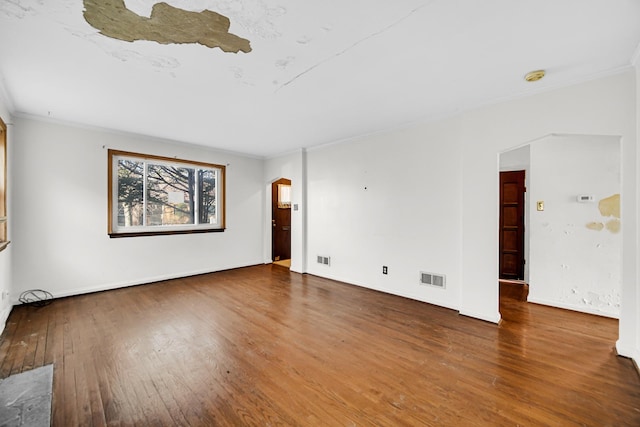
0 116 6 251
108 150 225 237
277 183 291 209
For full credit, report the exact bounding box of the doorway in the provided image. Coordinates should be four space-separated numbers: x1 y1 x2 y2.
498 135 622 319
499 170 526 280
272 178 291 267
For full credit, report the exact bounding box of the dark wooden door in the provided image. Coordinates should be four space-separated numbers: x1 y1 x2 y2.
272 178 291 261
499 171 525 280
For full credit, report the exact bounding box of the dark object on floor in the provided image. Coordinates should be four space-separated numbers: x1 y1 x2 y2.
18 290 53 307
0 364 53 427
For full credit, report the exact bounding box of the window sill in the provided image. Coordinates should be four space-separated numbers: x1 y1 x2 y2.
109 228 225 238
0 241 10 253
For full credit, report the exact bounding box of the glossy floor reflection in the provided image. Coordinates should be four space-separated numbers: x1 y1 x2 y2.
0 266 638 426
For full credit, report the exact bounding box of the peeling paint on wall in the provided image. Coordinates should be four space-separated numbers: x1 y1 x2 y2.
586 193 621 234
586 221 604 231
598 193 620 218
83 0 251 53
605 218 621 233
529 135 621 318
566 287 620 312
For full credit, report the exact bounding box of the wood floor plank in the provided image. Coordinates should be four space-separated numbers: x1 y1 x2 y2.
0 266 638 426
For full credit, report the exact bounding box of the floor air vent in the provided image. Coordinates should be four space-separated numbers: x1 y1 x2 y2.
420 272 446 289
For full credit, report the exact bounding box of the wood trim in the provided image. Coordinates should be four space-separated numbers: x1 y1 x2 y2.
220 163 226 230
0 241 8 253
107 149 226 236
0 117 6 244
107 149 114 235
109 228 225 238
108 149 226 171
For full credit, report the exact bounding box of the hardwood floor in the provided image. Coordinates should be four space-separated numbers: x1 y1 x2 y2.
0 265 638 426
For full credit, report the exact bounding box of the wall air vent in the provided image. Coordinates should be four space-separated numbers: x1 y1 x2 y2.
317 256 330 266
420 272 446 289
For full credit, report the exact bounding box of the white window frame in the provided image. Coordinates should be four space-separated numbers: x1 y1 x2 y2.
108 150 226 237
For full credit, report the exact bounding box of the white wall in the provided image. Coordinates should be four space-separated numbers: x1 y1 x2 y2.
630 57 640 364
499 145 530 172
459 71 636 325
636 56 640 366
0 85 12 330
2 69 638 370
499 145 530 282
528 135 621 317
303 70 636 329
306 121 463 311
263 149 307 273
11 117 264 300
617 61 639 364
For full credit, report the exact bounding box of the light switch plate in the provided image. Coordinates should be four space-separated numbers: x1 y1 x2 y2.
537 201 544 211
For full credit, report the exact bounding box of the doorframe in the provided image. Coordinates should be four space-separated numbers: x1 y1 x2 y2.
498 170 528 282
271 178 292 263
498 134 624 318
499 148 530 284
262 149 308 274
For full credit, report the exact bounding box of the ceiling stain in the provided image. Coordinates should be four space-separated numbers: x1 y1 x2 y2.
83 0 251 53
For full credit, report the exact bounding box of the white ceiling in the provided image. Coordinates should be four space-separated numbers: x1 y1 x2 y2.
0 0 639 157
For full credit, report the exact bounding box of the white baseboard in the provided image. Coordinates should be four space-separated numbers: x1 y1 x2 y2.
11 262 263 305
311 270 504 324
459 309 502 324
527 296 619 319
0 305 12 335
305 271 461 313
615 340 640 374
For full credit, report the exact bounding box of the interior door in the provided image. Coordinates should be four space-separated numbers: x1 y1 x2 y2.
499 170 526 280
272 178 291 261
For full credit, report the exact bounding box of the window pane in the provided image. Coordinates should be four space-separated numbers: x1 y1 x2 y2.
278 184 291 208
198 169 217 224
147 164 195 226
117 159 144 227
109 150 225 236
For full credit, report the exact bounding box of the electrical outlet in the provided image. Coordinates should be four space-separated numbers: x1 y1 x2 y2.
382 266 388 275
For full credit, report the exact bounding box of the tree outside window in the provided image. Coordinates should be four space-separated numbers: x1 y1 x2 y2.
109 150 225 237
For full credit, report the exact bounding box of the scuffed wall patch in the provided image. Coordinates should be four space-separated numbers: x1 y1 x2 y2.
83 0 251 53
566 287 620 315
